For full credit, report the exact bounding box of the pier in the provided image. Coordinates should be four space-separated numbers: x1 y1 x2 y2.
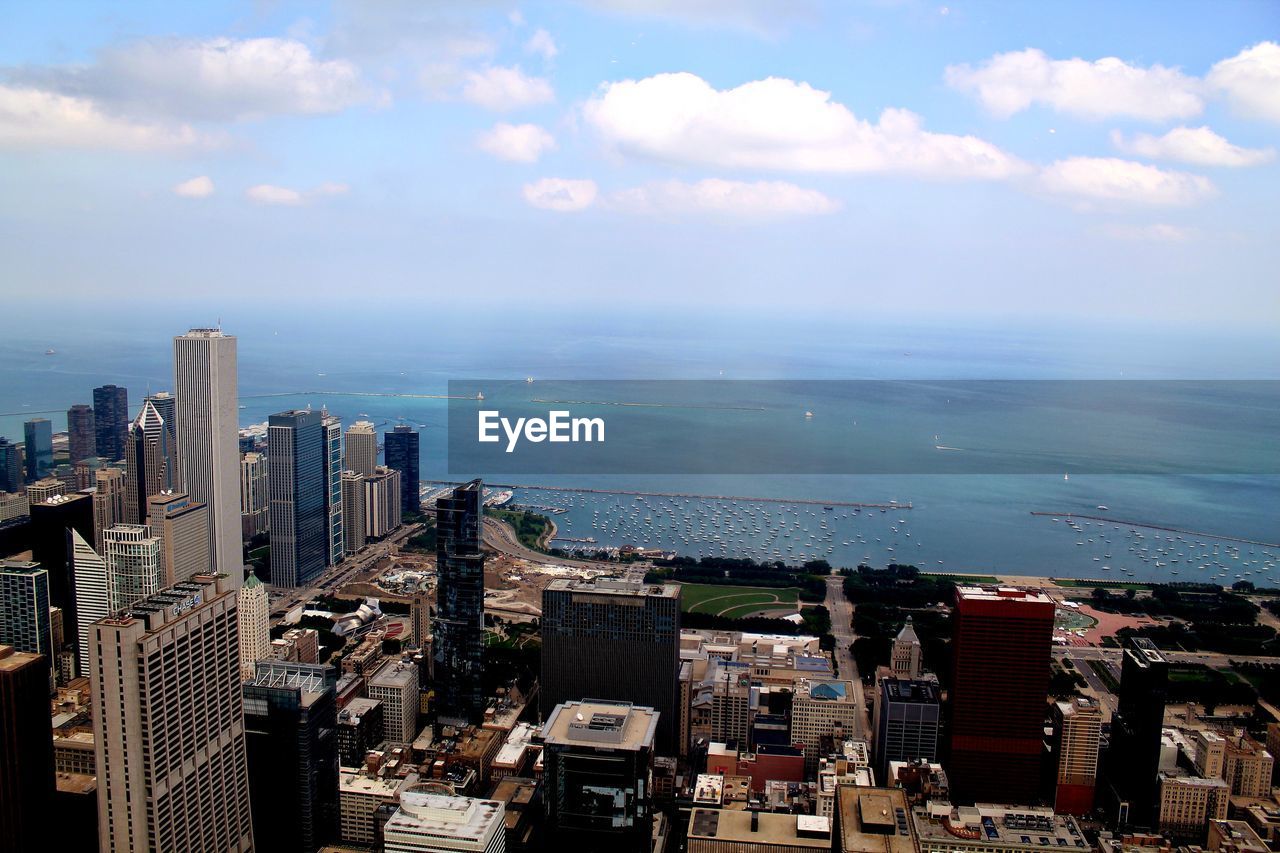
424 480 911 509
1031 511 1279 549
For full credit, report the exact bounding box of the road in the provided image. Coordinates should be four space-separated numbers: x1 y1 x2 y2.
825 574 870 739
481 516 625 573
268 523 421 622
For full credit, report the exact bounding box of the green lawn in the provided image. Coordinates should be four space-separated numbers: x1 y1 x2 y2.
678 583 800 617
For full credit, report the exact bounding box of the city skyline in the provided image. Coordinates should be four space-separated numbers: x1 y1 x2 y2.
0 2 1276 326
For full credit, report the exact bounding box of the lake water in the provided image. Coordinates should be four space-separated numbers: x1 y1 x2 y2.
1 308 1275 581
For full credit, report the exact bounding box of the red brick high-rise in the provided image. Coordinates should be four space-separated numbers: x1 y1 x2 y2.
948 585 1055 804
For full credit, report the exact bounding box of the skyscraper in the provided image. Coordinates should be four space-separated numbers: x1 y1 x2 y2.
174 329 241 583
90 573 254 853
143 390 178 449
30 492 93 661
947 585 1055 805
540 578 681 753
433 480 486 725
1051 697 1102 816
365 466 402 539
322 414 344 565
269 410 327 588
0 645 56 852
66 404 96 463
23 418 53 482
368 657 421 744
872 677 940 782
0 561 54 673
69 529 109 674
240 451 268 538
0 437 22 493
541 700 657 853
341 471 366 552
91 384 129 462
1106 637 1170 827
890 616 923 679
102 524 162 612
238 570 271 679
243 661 339 853
124 399 181 524
91 466 125 551
384 425 420 517
344 421 377 477
146 491 210 585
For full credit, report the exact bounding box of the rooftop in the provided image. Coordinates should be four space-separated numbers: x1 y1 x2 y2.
384 793 503 842
797 678 855 702
956 586 1053 605
688 809 832 848
541 700 658 751
545 577 680 598
837 787 917 853
368 659 417 689
912 803 1088 849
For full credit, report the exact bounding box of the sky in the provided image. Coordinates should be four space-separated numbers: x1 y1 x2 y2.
1 0 1277 330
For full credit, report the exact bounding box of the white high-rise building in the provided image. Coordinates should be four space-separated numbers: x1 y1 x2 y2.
174 328 242 584
323 414 344 565
368 658 420 744
237 570 271 679
102 525 162 612
70 529 109 673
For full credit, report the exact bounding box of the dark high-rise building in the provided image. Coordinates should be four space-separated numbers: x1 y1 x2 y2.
947 585 1054 805
244 661 339 852
541 578 681 753
124 399 181 524
66 405 96 463
1105 637 1170 827
0 438 22 493
873 676 941 782
268 410 327 588
30 493 93 664
0 561 53 664
433 479 486 725
336 697 384 766
542 700 657 853
92 384 128 462
0 645 56 852
383 425 420 517
22 418 53 482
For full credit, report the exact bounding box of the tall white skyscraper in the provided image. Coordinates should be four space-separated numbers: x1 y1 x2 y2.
103 525 162 612
174 328 242 584
322 414 344 566
70 529 109 673
237 570 271 679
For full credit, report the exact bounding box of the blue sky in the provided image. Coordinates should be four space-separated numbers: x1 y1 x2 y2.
1 1 1277 329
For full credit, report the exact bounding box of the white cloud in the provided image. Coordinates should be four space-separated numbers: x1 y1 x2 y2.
1207 42 1280 123
583 72 1025 179
12 37 379 122
609 178 840 217
945 48 1204 121
525 29 559 61
1103 223 1195 242
1111 126 1274 167
173 176 215 198
477 122 557 162
461 66 554 111
508 10 526 27
0 84 209 151
246 182 349 206
522 178 598 211
1038 157 1215 206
